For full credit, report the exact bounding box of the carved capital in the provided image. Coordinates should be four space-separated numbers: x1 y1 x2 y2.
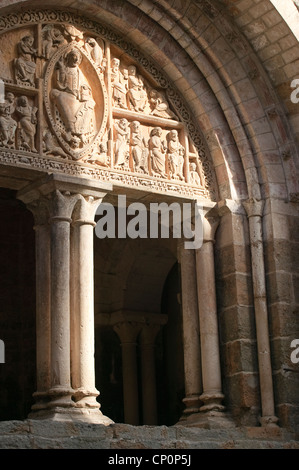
27 197 50 227
139 324 161 346
242 198 265 218
46 189 80 222
113 322 142 344
202 204 219 243
72 194 103 227
217 199 246 217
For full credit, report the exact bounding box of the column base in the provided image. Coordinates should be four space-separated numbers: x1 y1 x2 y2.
28 407 114 425
72 387 100 409
199 391 225 412
48 386 75 408
176 410 236 429
180 396 202 420
259 415 279 428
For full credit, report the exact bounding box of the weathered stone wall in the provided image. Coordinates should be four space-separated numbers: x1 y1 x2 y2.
0 419 298 449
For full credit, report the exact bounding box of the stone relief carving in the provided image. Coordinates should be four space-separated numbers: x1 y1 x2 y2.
0 93 17 148
127 65 148 113
111 58 128 109
114 118 130 168
130 121 148 174
15 95 37 152
149 90 178 120
149 127 167 179
0 12 215 199
14 34 37 87
50 47 96 147
167 130 184 181
42 25 66 60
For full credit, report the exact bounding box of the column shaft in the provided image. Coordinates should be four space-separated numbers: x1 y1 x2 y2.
195 212 225 412
71 195 101 407
243 199 278 426
179 245 202 416
29 202 51 410
140 325 160 425
50 216 74 404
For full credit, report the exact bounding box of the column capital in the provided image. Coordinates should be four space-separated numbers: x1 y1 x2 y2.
72 194 103 227
242 198 265 218
17 173 112 206
140 324 161 345
217 199 246 217
202 205 220 243
113 322 142 344
27 197 50 227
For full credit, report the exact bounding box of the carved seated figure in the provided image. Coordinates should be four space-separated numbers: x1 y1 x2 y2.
111 58 128 109
50 48 96 147
0 92 17 148
149 89 177 120
127 65 147 113
14 35 37 87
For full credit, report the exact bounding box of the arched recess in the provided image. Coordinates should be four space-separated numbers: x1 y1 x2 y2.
94 236 182 425
0 0 297 430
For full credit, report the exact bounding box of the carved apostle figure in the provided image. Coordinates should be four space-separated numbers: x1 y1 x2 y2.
149 127 167 178
0 92 17 148
167 129 185 180
42 25 65 60
114 118 130 166
127 65 147 112
130 121 148 173
50 47 96 147
14 35 37 86
111 58 128 109
149 89 177 120
189 162 202 186
85 37 104 68
15 95 37 152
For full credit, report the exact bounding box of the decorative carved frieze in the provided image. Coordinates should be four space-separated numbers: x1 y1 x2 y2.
0 10 216 199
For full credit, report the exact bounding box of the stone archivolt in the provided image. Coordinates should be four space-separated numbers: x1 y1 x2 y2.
0 12 213 199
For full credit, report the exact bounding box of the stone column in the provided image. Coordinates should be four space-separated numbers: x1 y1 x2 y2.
47 189 79 408
17 173 113 422
27 198 51 411
71 194 106 412
139 324 160 425
195 207 225 413
178 241 202 419
243 198 278 427
113 322 141 425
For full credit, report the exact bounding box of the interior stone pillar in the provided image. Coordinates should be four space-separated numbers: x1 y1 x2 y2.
139 324 160 425
195 206 225 414
243 198 279 427
178 240 202 420
71 194 107 412
113 322 141 425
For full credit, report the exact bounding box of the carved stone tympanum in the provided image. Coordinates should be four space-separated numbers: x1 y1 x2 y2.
0 12 214 199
